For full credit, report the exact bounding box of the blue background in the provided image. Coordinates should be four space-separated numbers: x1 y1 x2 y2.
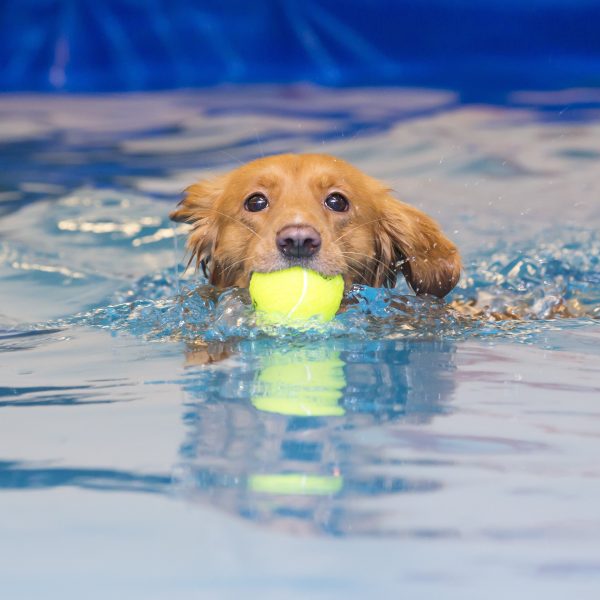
1 0 600 100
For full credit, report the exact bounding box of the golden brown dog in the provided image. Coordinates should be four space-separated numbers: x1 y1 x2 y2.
170 153 461 298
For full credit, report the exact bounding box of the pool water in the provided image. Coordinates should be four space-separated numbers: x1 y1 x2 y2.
1 87 600 598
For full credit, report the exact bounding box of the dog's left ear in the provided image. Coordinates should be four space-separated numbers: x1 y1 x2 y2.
375 193 461 298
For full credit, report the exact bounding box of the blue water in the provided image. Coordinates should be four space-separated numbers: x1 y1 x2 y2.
1 87 600 599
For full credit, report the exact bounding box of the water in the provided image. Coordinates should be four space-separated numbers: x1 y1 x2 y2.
1 87 600 598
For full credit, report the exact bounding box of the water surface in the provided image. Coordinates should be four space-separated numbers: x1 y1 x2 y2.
1 87 599 599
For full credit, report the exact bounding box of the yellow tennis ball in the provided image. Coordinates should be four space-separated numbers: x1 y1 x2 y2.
249 267 344 322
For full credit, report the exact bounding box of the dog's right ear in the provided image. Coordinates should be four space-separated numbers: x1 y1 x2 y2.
169 176 227 224
170 176 227 274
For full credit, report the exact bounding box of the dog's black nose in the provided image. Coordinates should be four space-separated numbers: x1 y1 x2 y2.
276 225 321 258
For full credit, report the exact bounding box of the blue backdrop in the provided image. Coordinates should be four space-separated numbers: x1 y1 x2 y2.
1 0 599 98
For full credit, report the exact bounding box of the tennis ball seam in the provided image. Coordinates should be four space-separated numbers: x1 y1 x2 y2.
286 268 309 318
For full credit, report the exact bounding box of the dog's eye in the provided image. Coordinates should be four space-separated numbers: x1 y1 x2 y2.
244 193 269 212
324 193 349 212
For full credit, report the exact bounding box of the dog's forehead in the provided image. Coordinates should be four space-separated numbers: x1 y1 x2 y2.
233 156 360 191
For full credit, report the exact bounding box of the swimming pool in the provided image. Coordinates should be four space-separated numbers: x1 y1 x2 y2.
1 86 599 598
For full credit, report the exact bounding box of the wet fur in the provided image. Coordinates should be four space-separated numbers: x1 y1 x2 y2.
170 154 461 298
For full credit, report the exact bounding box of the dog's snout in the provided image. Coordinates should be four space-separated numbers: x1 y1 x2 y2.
276 225 321 258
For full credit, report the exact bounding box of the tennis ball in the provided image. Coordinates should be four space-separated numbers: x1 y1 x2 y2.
249 267 344 322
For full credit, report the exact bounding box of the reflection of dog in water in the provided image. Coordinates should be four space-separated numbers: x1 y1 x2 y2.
175 341 455 535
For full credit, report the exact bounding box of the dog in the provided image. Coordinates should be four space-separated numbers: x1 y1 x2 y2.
170 153 461 299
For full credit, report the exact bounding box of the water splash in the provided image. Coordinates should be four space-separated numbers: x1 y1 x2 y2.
454 228 600 320
34 226 597 348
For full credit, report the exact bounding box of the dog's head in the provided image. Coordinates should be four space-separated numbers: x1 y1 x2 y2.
170 154 461 297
